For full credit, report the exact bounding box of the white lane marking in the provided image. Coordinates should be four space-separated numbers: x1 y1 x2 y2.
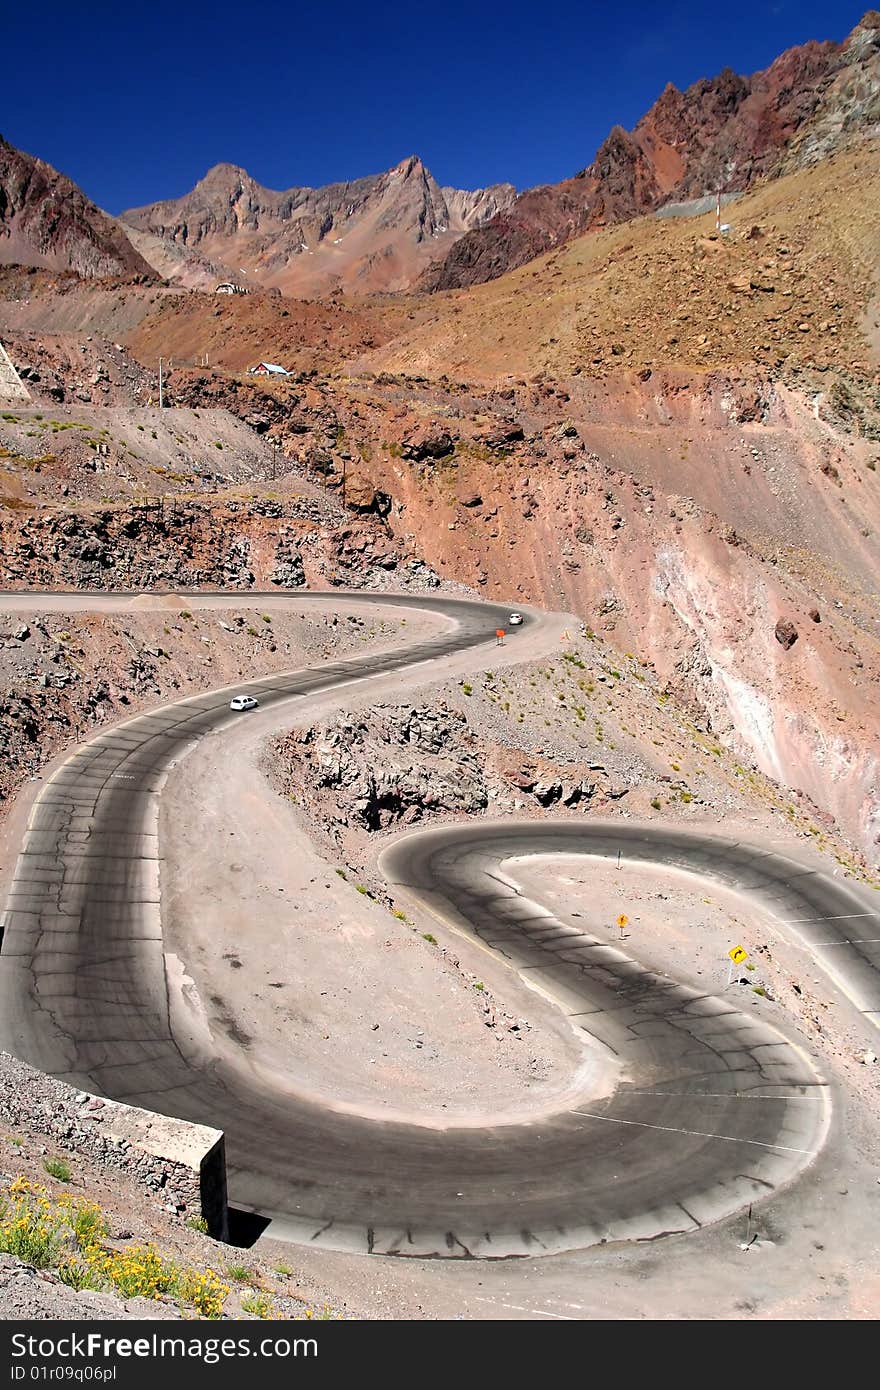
780 913 879 924
812 938 880 947
629 1091 825 1102
570 1110 814 1155
473 1297 574 1319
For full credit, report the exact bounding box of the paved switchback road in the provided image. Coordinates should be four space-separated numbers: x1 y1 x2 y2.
1 590 876 1257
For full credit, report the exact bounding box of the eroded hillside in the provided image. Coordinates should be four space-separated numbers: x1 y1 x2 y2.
1 120 878 874
367 146 880 381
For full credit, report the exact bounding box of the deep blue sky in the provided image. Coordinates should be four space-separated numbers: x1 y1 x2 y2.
2 1 866 212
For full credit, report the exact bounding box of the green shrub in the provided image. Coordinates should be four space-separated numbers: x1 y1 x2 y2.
241 1292 274 1318
58 1259 104 1292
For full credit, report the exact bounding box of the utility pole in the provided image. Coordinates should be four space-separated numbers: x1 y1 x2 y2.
158 357 164 409
715 190 721 234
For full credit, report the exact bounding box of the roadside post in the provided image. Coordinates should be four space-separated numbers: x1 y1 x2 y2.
727 943 748 986
496 628 505 645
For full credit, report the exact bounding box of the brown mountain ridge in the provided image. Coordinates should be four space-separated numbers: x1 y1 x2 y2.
422 10 880 291
121 156 516 296
0 136 154 281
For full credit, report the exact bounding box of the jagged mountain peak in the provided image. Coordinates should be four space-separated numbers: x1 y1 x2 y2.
120 154 516 295
422 10 880 291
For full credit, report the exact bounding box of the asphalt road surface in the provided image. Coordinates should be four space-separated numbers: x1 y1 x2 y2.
1 590 876 1257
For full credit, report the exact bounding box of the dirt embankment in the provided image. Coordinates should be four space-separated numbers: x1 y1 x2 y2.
124 284 421 375
0 267 167 339
201 362 877 864
370 146 880 383
269 635 872 888
3 334 878 862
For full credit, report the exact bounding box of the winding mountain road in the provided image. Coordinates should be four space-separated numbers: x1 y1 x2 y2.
1 590 877 1257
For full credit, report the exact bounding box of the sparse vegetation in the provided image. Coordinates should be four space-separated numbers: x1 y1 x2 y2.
0 1180 227 1318
241 1292 275 1319
42 1157 70 1182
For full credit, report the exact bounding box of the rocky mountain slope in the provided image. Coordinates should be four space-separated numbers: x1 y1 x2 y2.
1 16 878 869
423 11 880 290
62 348 872 867
0 137 154 281
369 145 880 382
122 155 516 296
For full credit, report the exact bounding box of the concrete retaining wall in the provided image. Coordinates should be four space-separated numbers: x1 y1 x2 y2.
0 1051 229 1240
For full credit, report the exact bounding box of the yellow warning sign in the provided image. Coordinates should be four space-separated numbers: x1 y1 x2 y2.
728 945 748 965
617 914 629 928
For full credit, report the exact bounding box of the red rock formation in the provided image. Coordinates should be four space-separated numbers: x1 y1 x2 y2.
424 11 880 290
0 137 154 280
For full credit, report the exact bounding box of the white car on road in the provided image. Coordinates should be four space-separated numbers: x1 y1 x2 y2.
508 613 524 626
229 695 259 711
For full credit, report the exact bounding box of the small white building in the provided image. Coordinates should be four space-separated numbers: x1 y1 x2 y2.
248 362 290 377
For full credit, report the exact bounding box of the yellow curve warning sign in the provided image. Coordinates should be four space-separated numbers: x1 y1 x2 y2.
728 944 749 965
617 914 628 928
